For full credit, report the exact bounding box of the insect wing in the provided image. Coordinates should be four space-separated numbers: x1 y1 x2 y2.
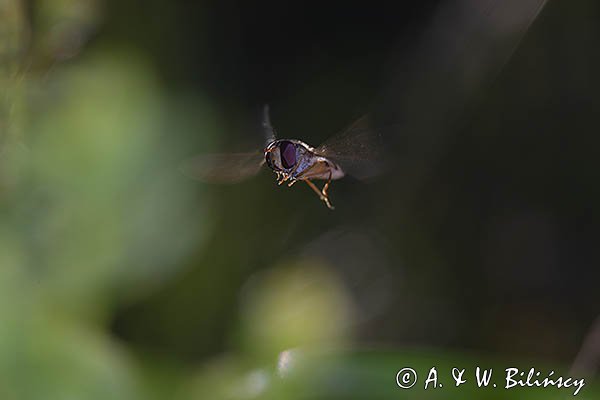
181 152 265 184
315 115 386 180
262 104 277 146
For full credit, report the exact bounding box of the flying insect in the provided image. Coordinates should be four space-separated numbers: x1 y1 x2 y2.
182 106 382 209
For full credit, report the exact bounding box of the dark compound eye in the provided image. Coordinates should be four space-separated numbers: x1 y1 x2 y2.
279 141 296 169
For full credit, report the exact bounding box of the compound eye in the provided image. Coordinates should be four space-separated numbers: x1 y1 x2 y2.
279 141 296 169
265 151 275 170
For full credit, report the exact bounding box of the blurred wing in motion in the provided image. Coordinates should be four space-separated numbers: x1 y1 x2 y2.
315 115 386 180
180 152 265 184
262 104 277 145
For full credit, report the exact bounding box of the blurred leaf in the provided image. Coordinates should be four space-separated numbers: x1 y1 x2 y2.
0 46 210 398
238 259 355 362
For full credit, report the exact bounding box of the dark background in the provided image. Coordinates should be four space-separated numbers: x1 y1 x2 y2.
1 0 598 398
104 0 599 364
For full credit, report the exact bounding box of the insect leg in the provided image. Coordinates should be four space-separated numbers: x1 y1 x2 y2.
304 179 322 198
277 174 289 185
321 171 334 210
305 179 334 210
322 171 332 197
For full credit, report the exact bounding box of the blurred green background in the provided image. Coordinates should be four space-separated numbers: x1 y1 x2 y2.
1 0 599 399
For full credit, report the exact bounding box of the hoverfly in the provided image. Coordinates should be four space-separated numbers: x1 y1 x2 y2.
182 106 383 209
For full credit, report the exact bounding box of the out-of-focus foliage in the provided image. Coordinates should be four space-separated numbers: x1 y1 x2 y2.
182 259 356 400
0 2 206 398
34 0 102 61
1 0 599 399
238 260 354 361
